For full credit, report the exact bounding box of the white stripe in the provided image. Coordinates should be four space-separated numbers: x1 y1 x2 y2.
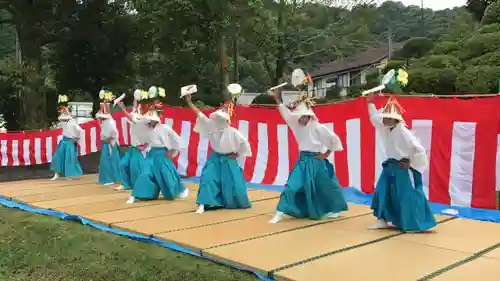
346 118 361 189
11 140 19 166
449 122 476 207
165 118 173 127
251 123 268 183
374 131 386 188
324 123 335 165
34 138 42 164
23 139 31 166
496 134 500 191
236 120 249 169
196 137 209 176
273 124 289 185
79 130 86 155
46 137 53 163
176 121 191 176
90 127 98 152
410 120 433 198
121 117 129 145
0 140 7 166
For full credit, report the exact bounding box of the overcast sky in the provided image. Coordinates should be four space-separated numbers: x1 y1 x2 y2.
381 0 466 10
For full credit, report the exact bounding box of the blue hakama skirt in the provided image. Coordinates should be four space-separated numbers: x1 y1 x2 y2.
98 143 121 185
119 147 146 190
50 137 83 178
276 151 348 220
131 147 186 200
371 159 437 232
196 152 251 209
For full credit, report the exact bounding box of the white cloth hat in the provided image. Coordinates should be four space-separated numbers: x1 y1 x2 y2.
291 102 316 119
381 97 404 121
58 107 72 121
209 109 230 122
96 103 112 119
144 110 161 122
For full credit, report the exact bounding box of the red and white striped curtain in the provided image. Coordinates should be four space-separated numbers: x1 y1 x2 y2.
1 96 500 209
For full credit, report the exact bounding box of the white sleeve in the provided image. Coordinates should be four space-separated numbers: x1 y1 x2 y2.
193 112 213 137
231 129 252 158
278 104 300 131
164 125 185 156
315 123 343 152
368 103 384 130
401 127 428 173
73 122 84 138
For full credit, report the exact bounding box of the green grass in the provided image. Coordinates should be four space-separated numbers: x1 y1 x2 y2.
0 206 259 281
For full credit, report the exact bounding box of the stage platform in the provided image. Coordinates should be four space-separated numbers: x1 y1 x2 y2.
1 175 500 281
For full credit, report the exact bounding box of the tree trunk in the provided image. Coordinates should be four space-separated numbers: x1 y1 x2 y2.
218 32 230 101
232 37 239 82
17 29 47 130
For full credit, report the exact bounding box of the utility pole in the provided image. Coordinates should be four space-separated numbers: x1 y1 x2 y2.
387 25 392 61
421 0 425 36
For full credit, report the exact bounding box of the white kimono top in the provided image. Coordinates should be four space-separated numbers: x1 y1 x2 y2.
61 119 83 139
368 103 428 173
149 124 185 157
100 118 118 146
128 113 150 147
278 104 343 160
193 112 252 161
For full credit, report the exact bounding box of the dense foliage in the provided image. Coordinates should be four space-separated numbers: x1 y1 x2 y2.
0 1 498 130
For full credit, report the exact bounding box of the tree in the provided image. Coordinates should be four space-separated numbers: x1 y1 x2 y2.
481 1 500 25
465 0 497 22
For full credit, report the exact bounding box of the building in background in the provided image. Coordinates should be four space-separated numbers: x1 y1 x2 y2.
69 101 93 124
310 43 404 98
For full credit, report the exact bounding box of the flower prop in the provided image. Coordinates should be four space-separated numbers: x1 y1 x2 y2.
397 69 409 86
98 89 116 102
58 94 69 107
288 93 316 110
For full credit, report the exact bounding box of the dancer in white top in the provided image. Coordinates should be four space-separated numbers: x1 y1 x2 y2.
185 94 252 214
50 95 84 180
269 89 348 223
366 93 436 232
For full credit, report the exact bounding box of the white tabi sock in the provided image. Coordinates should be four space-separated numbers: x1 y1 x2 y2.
179 188 189 199
126 196 135 204
269 212 285 224
50 173 60 181
368 219 390 230
195 204 205 214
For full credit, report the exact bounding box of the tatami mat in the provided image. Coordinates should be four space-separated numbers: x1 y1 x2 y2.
1 174 500 281
431 257 500 281
394 218 500 254
273 239 470 281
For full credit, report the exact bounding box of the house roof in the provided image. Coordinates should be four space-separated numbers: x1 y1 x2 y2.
310 42 404 78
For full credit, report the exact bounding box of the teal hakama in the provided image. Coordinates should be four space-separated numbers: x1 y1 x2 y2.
50 137 83 178
196 152 251 209
119 147 146 190
276 151 348 220
371 159 437 232
131 147 186 200
98 143 121 184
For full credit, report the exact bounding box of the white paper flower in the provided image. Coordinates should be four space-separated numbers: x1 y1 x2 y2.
148 86 157 98
99 90 105 100
133 89 142 101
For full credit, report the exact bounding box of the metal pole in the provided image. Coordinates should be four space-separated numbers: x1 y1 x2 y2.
421 0 424 36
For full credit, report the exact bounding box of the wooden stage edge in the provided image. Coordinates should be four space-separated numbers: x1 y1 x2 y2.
1 174 500 281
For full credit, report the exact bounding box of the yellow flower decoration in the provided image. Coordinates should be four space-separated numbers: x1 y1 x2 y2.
141 90 149 100
397 69 409 86
103 91 114 102
158 87 166 98
58 94 69 103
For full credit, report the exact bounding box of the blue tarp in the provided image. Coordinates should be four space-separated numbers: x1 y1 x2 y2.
1 177 500 281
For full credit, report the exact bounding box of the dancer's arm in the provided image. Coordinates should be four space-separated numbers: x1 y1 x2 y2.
315 124 343 159
73 121 84 143
230 129 252 159
272 89 299 130
366 93 384 130
185 95 213 137
117 101 136 123
400 127 428 173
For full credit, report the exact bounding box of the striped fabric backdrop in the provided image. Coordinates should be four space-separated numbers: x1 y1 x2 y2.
1 96 500 209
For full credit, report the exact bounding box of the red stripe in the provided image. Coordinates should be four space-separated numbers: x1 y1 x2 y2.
18 137 25 166
261 124 278 185
471 119 498 209
116 117 125 146
360 117 375 193
6 139 13 166
170 119 183 168
428 119 453 205
334 119 349 187
186 124 199 177
28 135 36 166
243 121 258 181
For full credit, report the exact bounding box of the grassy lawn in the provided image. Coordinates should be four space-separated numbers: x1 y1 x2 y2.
0 206 258 281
